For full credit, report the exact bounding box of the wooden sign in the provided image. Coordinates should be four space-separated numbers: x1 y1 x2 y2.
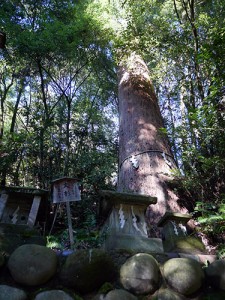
51 177 81 249
52 177 81 204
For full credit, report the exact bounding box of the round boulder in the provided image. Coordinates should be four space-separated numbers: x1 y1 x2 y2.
8 244 58 286
120 253 160 295
0 285 27 300
34 290 74 300
163 258 204 296
60 249 116 293
105 289 138 300
205 259 225 290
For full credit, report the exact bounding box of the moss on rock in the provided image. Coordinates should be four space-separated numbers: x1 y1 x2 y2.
163 258 205 296
60 249 117 294
120 253 160 295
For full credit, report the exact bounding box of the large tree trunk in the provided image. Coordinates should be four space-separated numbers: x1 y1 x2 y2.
117 53 187 236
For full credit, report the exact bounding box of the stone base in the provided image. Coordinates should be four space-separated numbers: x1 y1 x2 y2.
178 253 216 264
103 234 164 253
163 236 206 254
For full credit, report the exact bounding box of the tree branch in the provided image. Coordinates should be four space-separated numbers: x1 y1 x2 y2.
173 0 182 25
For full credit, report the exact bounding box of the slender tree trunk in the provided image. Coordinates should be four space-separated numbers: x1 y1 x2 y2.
38 127 45 188
10 79 25 133
0 99 4 140
0 78 14 139
64 98 72 176
166 90 179 166
117 53 187 236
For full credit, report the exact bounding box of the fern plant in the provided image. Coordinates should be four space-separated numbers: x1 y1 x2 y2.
193 196 225 256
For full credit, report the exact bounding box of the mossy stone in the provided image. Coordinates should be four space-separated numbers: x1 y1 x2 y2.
164 236 205 253
163 258 204 296
8 244 58 286
60 249 116 294
120 253 160 295
176 237 205 252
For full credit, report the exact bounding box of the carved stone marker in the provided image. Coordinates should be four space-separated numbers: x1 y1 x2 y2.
99 190 163 253
158 211 205 253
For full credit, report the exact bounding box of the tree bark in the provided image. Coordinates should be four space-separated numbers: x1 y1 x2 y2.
117 53 187 236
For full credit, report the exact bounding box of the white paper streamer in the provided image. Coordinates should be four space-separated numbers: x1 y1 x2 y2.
179 223 187 235
171 221 179 236
131 206 141 233
119 204 125 229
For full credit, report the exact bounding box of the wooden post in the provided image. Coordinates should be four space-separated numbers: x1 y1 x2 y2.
27 195 41 227
0 191 8 220
51 177 81 249
66 201 74 248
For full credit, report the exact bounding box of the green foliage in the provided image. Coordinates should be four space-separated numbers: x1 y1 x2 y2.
190 194 225 254
47 193 108 250
71 195 108 249
194 197 225 235
0 0 118 190
217 244 225 259
46 235 63 250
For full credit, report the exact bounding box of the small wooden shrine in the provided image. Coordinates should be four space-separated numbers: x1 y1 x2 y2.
158 211 206 254
99 190 163 253
99 191 206 255
0 186 49 228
